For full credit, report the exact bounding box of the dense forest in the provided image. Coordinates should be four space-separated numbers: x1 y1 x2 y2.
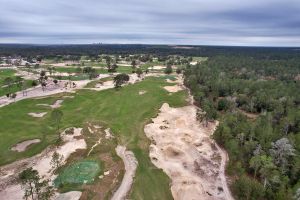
184 55 300 199
1 44 300 59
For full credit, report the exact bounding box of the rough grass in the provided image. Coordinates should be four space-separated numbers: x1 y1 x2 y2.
0 76 188 199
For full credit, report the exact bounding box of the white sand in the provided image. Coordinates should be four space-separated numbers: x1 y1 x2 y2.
28 112 47 118
11 139 41 152
34 128 86 178
85 74 143 92
149 66 166 70
37 100 63 109
163 85 184 93
111 146 138 200
91 80 115 91
139 90 147 95
104 128 114 139
144 103 233 200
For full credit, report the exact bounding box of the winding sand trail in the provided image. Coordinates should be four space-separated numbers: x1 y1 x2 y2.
111 145 138 200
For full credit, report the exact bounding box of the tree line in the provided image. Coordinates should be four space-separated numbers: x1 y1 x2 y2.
184 55 300 200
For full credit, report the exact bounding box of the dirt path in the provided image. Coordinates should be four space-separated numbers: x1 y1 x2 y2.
111 145 138 200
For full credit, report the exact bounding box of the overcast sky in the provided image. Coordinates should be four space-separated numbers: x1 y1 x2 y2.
0 0 300 46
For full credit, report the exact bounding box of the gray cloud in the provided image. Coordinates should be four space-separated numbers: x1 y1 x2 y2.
0 0 299 46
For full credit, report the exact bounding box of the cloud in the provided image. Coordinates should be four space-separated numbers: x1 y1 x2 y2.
0 0 299 46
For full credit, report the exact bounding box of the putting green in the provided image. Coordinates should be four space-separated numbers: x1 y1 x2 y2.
54 160 100 187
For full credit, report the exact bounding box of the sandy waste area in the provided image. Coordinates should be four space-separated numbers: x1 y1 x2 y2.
144 103 233 200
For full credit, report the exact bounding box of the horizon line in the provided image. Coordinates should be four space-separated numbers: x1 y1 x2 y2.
0 42 299 48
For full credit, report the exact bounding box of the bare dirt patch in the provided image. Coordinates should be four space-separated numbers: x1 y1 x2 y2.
11 139 41 152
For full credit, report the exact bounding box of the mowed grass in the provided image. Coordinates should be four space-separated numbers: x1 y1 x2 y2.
0 69 16 83
0 77 187 199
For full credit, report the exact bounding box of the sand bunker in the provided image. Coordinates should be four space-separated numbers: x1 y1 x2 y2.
11 139 41 152
164 85 184 93
144 103 233 200
28 112 47 118
37 99 64 109
0 128 87 200
139 90 147 95
92 80 115 91
111 145 138 200
86 74 142 92
150 66 166 70
51 99 64 108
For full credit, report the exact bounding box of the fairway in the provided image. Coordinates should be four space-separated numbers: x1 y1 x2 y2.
0 76 187 199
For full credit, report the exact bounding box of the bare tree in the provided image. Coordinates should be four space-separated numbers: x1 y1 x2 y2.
269 137 295 172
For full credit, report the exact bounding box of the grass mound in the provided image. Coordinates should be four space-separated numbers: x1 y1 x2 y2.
54 160 100 187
